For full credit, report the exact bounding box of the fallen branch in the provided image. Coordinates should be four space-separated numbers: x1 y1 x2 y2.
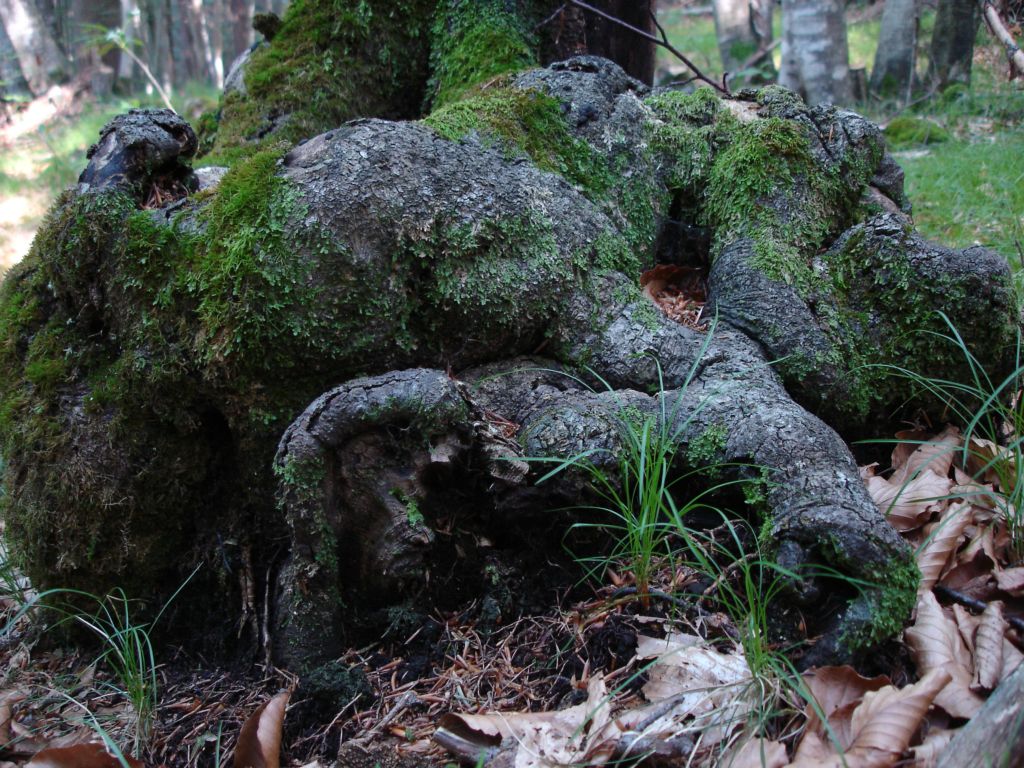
978 0 1024 79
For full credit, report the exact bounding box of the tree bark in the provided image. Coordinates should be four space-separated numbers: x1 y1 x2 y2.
116 0 139 88
208 0 225 89
0 15 31 98
870 0 918 99
779 0 852 105
928 0 980 89
229 0 252 64
0 0 67 95
576 0 658 86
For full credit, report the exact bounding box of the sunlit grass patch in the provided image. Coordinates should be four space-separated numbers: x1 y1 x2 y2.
898 129 1024 263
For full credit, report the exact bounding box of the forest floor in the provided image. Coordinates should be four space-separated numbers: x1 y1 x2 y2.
2 375 1024 768
1 8 1024 768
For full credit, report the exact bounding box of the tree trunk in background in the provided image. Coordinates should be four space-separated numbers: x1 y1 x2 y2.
713 0 755 73
69 0 120 94
0 16 31 97
870 0 917 99
168 1 196 86
229 0 252 65
928 0 979 89
779 0 852 105
0 0 67 95
117 0 138 87
749 0 775 79
580 0 657 86
182 0 212 84
143 0 172 95
209 0 225 88
713 0 776 84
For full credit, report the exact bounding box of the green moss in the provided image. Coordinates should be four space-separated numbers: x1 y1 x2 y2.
276 452 334 571
415 210 570 341
704 118 826 286
842 557 919 653
391 488 425 527
686 423 728 466
883 116 950 148
645 89 735 201
818 220 1018 422
207 0 434 159
424 86 615 199
0 190 216 596
427 0 537 109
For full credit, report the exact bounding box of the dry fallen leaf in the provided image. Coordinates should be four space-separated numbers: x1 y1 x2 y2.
916 502 972 594
994 566 1024 596
904 592 984 719
436 675 614 768
971 600 1008 692
964 437 1016 490
867 470 952 532
846 669 950 756
908 727 956 767
788 669 950 768
723 737 788 768
233 690 290 768
801 665 890 746
890 426 961 486
26 743 143 768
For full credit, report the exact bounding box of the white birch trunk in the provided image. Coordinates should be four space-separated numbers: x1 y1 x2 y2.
779 0 852 105
0 0 66 95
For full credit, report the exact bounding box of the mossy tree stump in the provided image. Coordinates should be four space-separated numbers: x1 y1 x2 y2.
0 0 1017 674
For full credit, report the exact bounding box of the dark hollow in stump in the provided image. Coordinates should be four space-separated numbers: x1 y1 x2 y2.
0 45 1016 676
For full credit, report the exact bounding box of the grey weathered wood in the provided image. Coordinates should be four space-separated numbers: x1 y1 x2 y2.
936 660 1024 768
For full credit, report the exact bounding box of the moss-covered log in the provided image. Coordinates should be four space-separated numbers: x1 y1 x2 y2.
0 0 1018 672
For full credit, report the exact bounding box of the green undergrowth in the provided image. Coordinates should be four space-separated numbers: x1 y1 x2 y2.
883 116 950 148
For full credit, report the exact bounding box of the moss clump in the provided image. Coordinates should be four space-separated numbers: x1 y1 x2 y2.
686 423 728 466
427 0 537 109
424 86 615 200
187 146 312 370
842 557 920 653
206 0 434 160
883 116 950 148
819 220 1018 422
0 190 224 599
705 117 837 290
645 89 736 202
410 210 570 344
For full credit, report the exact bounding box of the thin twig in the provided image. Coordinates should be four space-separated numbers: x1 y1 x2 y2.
535 2 569 31
934 584 1024 633
566 0 731 95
